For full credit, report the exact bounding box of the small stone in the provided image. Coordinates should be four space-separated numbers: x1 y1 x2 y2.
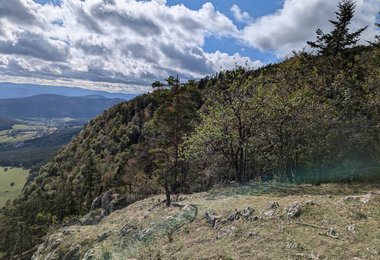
246 231 258 238
309 252 320 260
347 225 356 233
95 232 110 242
267 201 279 209
263 209 276 218
285 203 302 218
83 249 95 260
205 212 221 228
227 207 254 221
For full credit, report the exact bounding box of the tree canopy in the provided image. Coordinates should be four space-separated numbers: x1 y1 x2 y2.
307 0 367 55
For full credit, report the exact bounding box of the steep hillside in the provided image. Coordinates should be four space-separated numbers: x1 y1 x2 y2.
0 94 123 120
0 127 82 172
1 46 380 258
32 183 380 260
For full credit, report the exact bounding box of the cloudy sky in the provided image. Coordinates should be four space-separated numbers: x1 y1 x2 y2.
0 0 379 94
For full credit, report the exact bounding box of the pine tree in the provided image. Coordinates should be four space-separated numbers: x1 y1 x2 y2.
375 12 380 47
148 76 199 206
307 0 367 55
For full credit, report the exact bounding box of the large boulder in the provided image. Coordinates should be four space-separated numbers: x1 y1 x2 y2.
80 208 107 225
101 191 113 212
82 191 130 225
90 195 102 211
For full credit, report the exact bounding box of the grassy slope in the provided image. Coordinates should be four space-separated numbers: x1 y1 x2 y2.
33 183 380 260
0 167 29 207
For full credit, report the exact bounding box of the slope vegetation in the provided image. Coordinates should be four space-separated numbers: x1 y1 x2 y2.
32 183 380 260
1 46 380 258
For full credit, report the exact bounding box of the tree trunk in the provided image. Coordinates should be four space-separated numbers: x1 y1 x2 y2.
164 178 171 207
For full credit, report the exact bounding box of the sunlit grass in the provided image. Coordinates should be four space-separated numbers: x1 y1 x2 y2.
0 166 29 207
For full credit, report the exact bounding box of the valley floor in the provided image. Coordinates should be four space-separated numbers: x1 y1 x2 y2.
0 167 28 207
33 183 380 260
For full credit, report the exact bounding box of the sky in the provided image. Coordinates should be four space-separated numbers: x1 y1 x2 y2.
0 0 379 94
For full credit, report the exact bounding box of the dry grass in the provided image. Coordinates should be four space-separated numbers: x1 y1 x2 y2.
33 183 380 260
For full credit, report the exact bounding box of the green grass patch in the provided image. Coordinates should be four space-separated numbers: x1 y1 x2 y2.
0 167 29 207
0 124 50 144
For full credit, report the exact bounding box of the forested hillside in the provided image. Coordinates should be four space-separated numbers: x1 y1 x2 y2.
0 2 379 257
0 116 17 131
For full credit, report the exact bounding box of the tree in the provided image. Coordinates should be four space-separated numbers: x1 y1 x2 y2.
184 68 259 183
375 12 380 47
148 76 199 206
307 0 367 55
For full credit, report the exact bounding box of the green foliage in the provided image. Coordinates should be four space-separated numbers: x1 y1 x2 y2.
147 76 201 205
0 10 379 255
0 127 81 172
0 116 16 131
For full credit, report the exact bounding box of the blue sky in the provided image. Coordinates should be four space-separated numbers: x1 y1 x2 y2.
0 0 378 94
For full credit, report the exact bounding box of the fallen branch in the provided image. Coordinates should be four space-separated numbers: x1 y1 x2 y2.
294 222 340 239
319 230 339 239
294 221 330 230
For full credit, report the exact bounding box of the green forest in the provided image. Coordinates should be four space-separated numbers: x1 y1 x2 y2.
0 1 379 258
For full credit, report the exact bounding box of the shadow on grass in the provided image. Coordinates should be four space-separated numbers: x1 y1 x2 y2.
207 181 380 199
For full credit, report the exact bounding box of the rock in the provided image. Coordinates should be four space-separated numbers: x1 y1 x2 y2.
80 208 106 225
285 240 302 249
267 201 279 209
285 203 302 218
343 194 372 204
227 207 255 221
90 195 102 211
205 211 221 228
83 192 131 225
347 225 356 233
246 231 258 238
95 231 110 242
263 209 277 218
120 224 138 237
62 228 71 236
108 194 128 213
83 249 95 260
217 226 237 239
309 252 320 260
62 245 80 260
101 191 113 212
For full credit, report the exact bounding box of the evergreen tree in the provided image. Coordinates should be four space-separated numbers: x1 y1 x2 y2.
307 0 367 55
148 76 199 206
375 12 380 47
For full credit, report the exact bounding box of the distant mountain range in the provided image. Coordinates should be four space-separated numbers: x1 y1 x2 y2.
0 94 125 120
0 82 138 100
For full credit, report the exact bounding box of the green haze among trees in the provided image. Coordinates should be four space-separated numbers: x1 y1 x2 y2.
0 0 379 258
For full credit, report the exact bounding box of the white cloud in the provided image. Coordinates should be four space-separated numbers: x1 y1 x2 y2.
0 0 378 93
0 0 260 93
230 4 252 23
241 0 380 57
